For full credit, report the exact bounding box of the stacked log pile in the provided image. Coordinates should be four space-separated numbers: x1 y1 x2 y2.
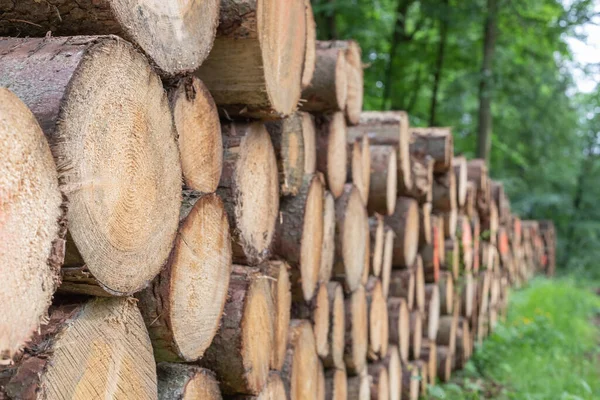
0 2 555 399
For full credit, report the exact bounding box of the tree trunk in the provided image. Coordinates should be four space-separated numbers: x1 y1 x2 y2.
315 112 348 198
384 346 402 400
382 226 396 298
301 112 318 174
273 175 324 301
344 285 368 376
401 363 420 400
0 36 181 296
389 270 415 310
348 111 412 192
454 318 471 369
461 272 475 318
429 0 450 126
477 0 499 162
0 89 66 362
0 0 219 77
231 372 287 400
265 113 308 196
157 364 221 400
409 128 454 173
367 363 390 400
218 121 280 266
443 239 460 279
442 209 458 239
423 284 440 341
415 360 429 397
436 346 453 382
347 374 371 400
0 298 157 399
260 261 292 371
368 146 398 215
347 136 370 205
385 197 420 268
453 156 468 208
419 340 437 386
292 284 330 360
465 182 476 217
195 0 306 119
301 45 348 112
432 171 457 213
409 311 422 360
403 155 434 203
438 271 454 315
333 185 367 292
414 256 426 314
281 320 319 400
322 282 346 369
200 266 275 395
366 278 389 362
457 214 474 272
302 0 317 89
387 297 410 363
324 367 347 400
320 191 337 284
419 203 433 247
436 316 457 356
137 192 232 363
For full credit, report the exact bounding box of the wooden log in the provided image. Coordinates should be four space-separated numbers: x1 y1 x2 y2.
360 136 372 207
347 111 412 192
368 145 398 215
169 76 222 193
385 197 420 268
316 112 348 198
302 0 317 89
347 374 371 400
436 346 453 383
302 44 348 112
232 372 287 400
491 181 508 222
414 256 426 314
442 208 458 239
414 360 428 397
333 185 368 292
461 272 475 319
273 175 324 301
324 367 348 400
347 135 370 206
404 155 434 203
409 128 453 173
157 364 221 400
292 283 330 360
261 261 292 371
281 320 319 400
465 182 476 218
389 270 415 310
302 112 318 174
219 121 279 265
419 203 433 246
385 346 402 400
195 0 306 118
320 191 337 284
0 36 181 296
369 215 386 277
419 340 437 386
138 192 232 363
200 266 274 395
455 318 471 369
481 202 499 246
401 363 420 400
344 285 368 375
434 215 446 266
382 226 395 299
409 311 422 360
436 316 457 356
368 363 390 400
466 159 488 193
366 278 389 361
265 113 307 196
438 272 454 315
420 222 440 285
456 214 474 272
0 298 157 399
0 88 65 361
323 282 346 369
0 0 219 77
362 218 372 287
471 215 481 272
387 297 410 363
453 156 468 208
432 171 457 213
423 285 440 341
444 239 460 279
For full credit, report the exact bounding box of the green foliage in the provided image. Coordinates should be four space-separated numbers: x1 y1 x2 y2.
426 278 600 399
312 0 600 274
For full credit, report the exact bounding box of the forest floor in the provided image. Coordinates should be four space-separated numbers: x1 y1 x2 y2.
426 277 600 399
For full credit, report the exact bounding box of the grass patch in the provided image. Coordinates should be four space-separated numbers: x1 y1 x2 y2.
426 277 600 399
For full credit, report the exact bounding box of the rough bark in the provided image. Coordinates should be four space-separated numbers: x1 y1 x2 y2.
442 208 458 239
273 175 324 301
322 282 346 369
347 374 371 400
195 0 306 119
347 111 412 192
436 346 453 383
389 270 415 311
0 88 66 362
157 364 221 400
315 112 348 198
281 320 319 400
324 367 347 400
401 363 420 400
455 318 471 369
291 284 330 360
218 121 279 265
320 191 337 284
0 36 181 296
344 285 368 376
403 155 434 203
385 197 420 268
409 128 454 173
0 298 157 399
367 363 390 400
384 346 402 400
301 45 348 112
333 185 367 292
200 266 274 395
432 170 457 213
265 113 307 196
0 0 219 77
444 239 460 280
414 256 426 315
387 297 410 363
138 192 232 363
368 145 398 215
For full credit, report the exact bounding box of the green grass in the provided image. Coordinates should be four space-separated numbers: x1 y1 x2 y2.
426 277 600 399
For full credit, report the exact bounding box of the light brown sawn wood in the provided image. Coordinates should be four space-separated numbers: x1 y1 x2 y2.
344 285 368 375
385 197 420 268
302 0 317 89
409 127 454 173
387 297 410 363
157 363 221 400
322 282 346 369
291 284 330 360
301 45 348 112
320 190 337 284
315 112 348 198
369 145 398 215
281 320 319 400
324 367 347 400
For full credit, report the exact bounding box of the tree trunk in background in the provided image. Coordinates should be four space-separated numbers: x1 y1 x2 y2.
477 0 499 163
429 0 449 126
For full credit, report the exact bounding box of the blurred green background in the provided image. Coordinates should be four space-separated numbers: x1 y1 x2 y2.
311 0 600 280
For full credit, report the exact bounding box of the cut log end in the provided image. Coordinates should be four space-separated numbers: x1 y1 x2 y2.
344 285 368 375
386 197 420 268
0 88 64 361
347 374 371 400
317 112 348 198
324 368 347 400
324 282 346 369
320 191 336 284
157 364 221 400
369 215 385 277
368 364 389 400
302 112 317 174
385 346 402 400
283 320 319 400
368 145 398 216
170 76 222 193
302 0 317 89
